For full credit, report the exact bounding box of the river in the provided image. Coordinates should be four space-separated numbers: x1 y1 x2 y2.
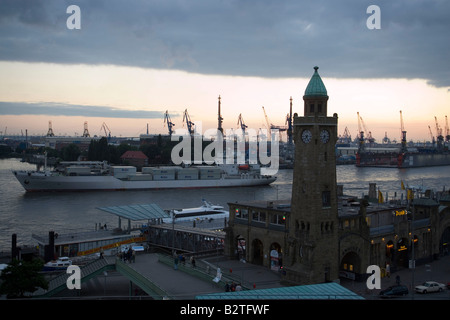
1 158 449 251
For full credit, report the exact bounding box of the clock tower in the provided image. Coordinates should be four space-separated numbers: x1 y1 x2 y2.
286 66 339 284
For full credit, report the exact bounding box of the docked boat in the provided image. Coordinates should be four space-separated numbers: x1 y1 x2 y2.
42 257 72 271
162 200 229 224
356 149 450 168
13 161 276 192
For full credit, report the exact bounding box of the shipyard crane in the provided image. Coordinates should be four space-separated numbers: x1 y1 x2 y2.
182 109 195 135
357 112 365 152
435 116 444 151
445 115 449 142
261 106 287 141
382 132 391 144
262 106 271 138
164 110 175 136
237 113 248 133
400 110 407 152
82 121 90 137
357 113 375 144
428 125 435 145
338 126 352 144
434 116 443 137
100 122 111 139
47 121 55 137
286 97 293 145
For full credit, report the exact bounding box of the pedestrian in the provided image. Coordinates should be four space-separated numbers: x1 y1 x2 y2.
174 252 179 270
225 282 230 292
386 263 390 278
190 256 196 268
235 283 242 291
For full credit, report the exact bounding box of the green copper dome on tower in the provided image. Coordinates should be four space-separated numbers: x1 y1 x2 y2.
304 66 328 97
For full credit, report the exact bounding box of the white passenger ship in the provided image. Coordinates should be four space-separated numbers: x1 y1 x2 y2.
13 161 276 192
163 200 229 224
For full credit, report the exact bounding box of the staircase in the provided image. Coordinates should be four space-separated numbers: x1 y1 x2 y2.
33 257 115 298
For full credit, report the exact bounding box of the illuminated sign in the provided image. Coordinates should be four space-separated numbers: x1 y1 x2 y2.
394 210 407 216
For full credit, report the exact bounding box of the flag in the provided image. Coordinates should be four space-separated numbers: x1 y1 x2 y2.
401 180 405 190
407 189 414 200
378 189 384 203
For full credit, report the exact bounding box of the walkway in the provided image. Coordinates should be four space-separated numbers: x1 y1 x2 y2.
118 253 225 299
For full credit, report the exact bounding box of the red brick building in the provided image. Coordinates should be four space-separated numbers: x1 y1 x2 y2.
120 150 148 170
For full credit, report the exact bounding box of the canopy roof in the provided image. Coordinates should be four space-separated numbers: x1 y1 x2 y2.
196 282 364 300
97 203 169 221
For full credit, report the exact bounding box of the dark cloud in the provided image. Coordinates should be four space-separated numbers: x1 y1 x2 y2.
0 0 449 87
0 101 168 119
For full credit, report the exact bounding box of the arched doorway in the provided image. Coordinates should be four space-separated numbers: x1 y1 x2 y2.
269 242 282 271
252 239 264 265
235 235 246 261
397 238 409 268
340 251 362 280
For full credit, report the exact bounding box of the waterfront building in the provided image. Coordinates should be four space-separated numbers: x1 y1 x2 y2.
224 67 450 285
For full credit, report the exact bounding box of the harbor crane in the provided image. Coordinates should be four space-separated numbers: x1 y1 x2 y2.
100 122 111 139
428 125 435 146
262 106 271 137
82 121 90 137
435 116 444 150
382 132 391 144
400 110 407 152
182 109 195 135
357 112 365 152
262 106 287 141
164 110 175 136
286 97 293 145
445 115 449 142
47 121 55 137
217 95 223 135
357 112 375 145
237 113 248 133
338 126 352 144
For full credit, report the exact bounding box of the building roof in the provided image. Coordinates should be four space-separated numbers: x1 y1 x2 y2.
97 203 169 221
120 150 148 160
196 282 364 300
304 66 328 97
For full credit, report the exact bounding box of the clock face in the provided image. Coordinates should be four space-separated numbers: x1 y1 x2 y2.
301 129 312 143
320 129 330 143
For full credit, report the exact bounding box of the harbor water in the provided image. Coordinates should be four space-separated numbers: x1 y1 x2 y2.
1 158 449 252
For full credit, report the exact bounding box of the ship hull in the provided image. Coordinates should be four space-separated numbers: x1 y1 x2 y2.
400 153 450 168
356 152 450 168
13 171 276 192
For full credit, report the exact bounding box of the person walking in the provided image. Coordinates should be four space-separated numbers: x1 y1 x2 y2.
173 252 179 270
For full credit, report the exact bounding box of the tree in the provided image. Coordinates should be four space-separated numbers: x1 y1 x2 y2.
61 143 81 161
0 259 48 298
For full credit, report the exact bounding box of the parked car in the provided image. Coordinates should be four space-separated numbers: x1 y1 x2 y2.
379 285 409 298
415 281 446 294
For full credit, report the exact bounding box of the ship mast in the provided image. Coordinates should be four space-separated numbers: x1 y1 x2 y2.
217 95 223 135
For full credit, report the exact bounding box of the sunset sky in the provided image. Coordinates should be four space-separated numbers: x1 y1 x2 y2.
0 1 449 142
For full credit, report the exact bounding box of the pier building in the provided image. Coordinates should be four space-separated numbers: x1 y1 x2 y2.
224 67 450 285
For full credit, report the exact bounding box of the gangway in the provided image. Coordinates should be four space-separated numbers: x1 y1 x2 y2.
32 257 116 298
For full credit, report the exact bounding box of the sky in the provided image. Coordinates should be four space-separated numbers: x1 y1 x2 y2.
0 0 449 142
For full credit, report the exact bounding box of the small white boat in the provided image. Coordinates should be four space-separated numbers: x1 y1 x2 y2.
163 200 229 224
43 257 72 271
